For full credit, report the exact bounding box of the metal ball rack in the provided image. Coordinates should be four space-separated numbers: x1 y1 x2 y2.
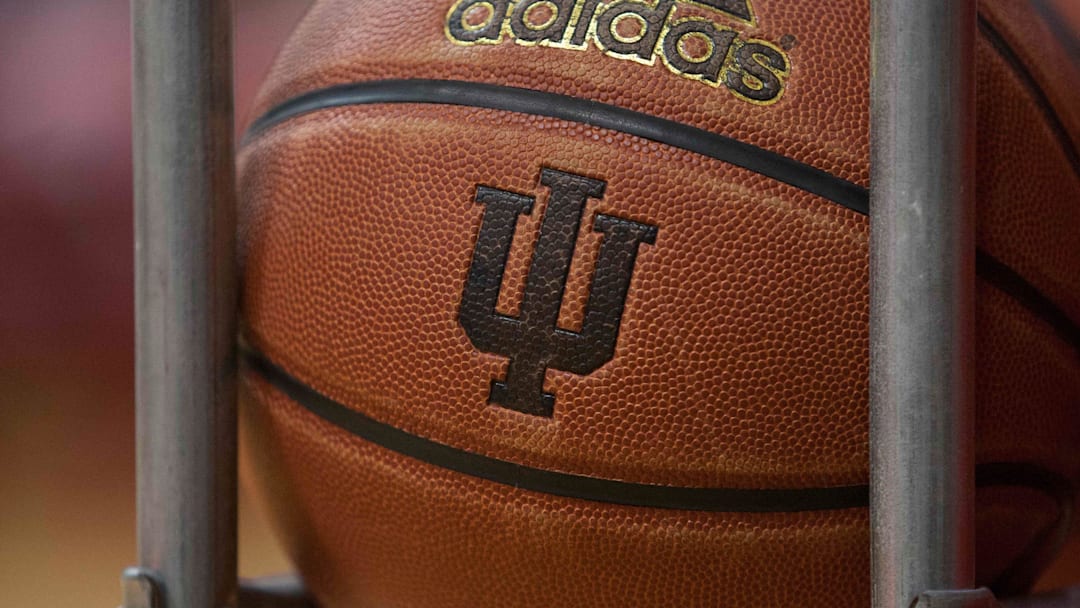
122 1 1080 607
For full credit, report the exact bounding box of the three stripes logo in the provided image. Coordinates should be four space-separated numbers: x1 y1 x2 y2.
458 168 657 417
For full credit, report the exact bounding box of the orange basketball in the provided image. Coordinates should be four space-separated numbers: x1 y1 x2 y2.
237 1 1080 606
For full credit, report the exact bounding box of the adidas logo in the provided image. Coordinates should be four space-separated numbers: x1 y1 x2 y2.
445 0 791 104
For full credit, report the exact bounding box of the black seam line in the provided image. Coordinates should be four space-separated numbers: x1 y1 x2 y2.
245 79 870 214
978 13 1080 179
1031 0 1080 66
977 251 1080 352
244 347 867 512
243 347 1074 514
975 13 1080 354
977 462 1075 597
246 79 1080 354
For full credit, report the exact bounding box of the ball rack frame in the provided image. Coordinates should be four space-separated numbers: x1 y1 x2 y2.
121 0 1080 607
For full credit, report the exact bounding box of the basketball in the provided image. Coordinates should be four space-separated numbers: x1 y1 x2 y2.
236 1 1080 605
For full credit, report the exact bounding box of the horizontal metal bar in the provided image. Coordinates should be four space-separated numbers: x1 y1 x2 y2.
238 575 319 608
120 567 163 608
1002 586 1080 608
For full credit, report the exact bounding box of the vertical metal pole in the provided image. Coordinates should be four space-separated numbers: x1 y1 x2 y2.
869 1 977 608
132 0 237 607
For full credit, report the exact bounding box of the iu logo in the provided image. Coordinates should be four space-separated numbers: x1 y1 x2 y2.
459 168 658 417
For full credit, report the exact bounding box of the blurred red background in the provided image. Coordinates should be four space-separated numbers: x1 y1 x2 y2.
0 1 309 605
0 1 1075 607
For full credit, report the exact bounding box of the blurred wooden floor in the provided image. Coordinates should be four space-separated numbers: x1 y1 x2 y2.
0 351 294 607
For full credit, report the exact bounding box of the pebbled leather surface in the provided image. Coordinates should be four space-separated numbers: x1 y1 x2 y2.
240 103 873 489
240 375 870 608
250 0 871 187
238 0 1080 605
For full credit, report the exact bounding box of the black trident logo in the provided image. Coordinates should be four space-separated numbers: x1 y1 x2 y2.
459 168 658 417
